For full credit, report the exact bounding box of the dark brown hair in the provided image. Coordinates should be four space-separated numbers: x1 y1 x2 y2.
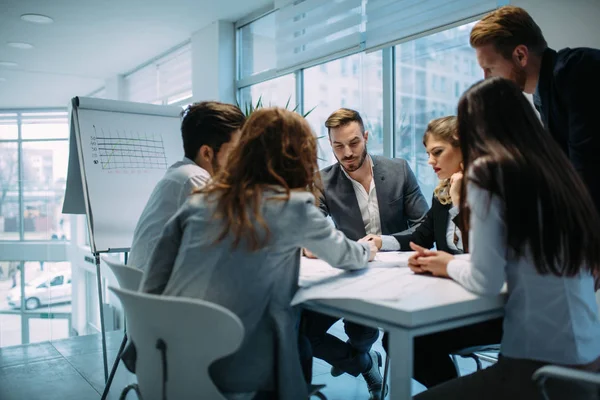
457 77 600 276
199 107 320 250
470 6 547 59
181 101 246 160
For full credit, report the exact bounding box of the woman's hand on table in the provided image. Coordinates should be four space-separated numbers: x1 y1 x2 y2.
408 242 453 278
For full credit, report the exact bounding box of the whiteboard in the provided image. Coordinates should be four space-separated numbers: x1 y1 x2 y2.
62 97 183 253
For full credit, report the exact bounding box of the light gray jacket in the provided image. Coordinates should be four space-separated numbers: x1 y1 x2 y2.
141 189 370 399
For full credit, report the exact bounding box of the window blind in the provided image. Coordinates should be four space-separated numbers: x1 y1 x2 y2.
365 0 507 51
275 0 365 71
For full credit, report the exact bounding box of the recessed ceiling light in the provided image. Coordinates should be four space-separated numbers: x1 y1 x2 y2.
0 61 18 67
20 14 54 24
7 42 34 50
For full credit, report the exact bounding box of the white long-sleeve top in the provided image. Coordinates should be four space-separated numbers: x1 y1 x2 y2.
447 182 600 365
128 157 210 270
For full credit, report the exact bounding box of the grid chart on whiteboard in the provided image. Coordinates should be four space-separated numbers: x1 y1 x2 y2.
95 127 168 171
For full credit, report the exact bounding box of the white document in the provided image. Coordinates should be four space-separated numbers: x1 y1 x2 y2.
299 252 413 287
294 251 436 305
373 251 413 266
292 266 435 305
299 257 348 287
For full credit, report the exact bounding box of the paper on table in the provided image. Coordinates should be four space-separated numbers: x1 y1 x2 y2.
299 257 349 287
292 266 435 305
373 251 413 266
299 252 413 287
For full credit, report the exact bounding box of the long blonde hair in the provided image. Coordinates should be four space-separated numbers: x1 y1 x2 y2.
422 116 460 205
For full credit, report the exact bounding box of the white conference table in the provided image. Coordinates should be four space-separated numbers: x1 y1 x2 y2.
297 253 506 400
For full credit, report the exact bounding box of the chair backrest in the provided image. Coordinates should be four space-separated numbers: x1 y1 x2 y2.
109 286 245 400
102 256 144 291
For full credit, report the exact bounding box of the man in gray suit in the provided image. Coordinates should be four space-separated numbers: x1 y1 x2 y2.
303 108 428 399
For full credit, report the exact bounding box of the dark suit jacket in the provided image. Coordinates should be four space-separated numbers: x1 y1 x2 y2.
393 195 464 255
318 155 428 241
534 47 600 213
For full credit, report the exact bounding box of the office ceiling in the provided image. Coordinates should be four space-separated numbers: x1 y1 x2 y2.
0 0 272 109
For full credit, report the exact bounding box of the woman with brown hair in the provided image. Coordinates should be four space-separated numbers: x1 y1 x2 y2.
382 116 503 390
140 107 377 400
393 116 465 254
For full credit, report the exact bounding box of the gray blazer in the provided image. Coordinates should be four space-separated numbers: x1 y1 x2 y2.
141 189 370 400
318 155 429 240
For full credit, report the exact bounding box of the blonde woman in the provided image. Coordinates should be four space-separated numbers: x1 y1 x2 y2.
390 116 465 254
381 116 503 389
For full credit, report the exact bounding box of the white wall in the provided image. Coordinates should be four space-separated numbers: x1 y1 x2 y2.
191 21 236 103
513 0 600 49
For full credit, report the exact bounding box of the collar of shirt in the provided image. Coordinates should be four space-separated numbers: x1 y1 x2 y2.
182 156 197 166
177 157 212 185
340 154 375 193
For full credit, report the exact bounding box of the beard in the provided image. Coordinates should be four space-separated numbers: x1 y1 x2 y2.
337 145 368 173
510 63 527 91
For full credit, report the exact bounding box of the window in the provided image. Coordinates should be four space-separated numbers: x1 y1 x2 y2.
21 113 69 139
0 114 18 139
0 261 72 346
304 51 384 168
399 67 414 93
238 12 277 78
395 22 483 201
0 111 70 240
22 141 69 241
0 143 19 240
432 75 439 91
50 275 64 286
238 74 296 111
125 43 192 104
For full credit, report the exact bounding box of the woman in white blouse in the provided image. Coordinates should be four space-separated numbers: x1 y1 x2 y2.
411 77 600 399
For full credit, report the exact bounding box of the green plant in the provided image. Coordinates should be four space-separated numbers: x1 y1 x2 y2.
238 95 316 118
238 95 326 161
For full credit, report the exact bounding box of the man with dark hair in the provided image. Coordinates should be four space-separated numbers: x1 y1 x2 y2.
470 5 600 214
303 108 428 400
128 101 245 270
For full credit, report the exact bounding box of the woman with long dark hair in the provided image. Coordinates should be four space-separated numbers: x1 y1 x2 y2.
141 107 377 400
410 77 600 399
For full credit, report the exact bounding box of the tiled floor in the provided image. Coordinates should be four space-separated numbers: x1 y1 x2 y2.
0 330 136 400
0 321 484 400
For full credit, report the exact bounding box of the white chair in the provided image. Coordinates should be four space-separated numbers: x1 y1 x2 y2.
100 256 144 400
533 365 600 400
109 286 245 400
102 256 144 291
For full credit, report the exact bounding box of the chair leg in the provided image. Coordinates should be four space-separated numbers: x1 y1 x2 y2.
451 354 460 375
381 355 390 399
308 384 328 400
460 354 483 371
101 332 129 400
473 355 483 371
119 383 142 400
